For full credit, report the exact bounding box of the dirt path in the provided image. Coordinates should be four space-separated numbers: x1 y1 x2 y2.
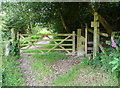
18 54 118 86
18 54 43 86
18 54 80 86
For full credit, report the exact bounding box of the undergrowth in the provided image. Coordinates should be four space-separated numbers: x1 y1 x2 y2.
80 32 120 86
2 55 25 86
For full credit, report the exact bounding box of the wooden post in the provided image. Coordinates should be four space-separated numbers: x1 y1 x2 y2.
91 12 99 59
11 28 16 41
72 31 75 55
97 28 100 52
77 29 82 56
17 32 20 56
85 23 88 57
11 28 20 56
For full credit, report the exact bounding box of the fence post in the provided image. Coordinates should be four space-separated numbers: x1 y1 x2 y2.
77 28 82 56
85 23 88 57
17 32 20 56
72 31 75 55
97 28 100 52
11 28 20 56
11 28 16 41
91 12 99 59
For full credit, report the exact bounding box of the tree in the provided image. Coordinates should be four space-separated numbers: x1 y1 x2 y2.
1 2 120 35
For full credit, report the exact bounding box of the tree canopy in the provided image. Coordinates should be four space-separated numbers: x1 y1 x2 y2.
1 2 120 34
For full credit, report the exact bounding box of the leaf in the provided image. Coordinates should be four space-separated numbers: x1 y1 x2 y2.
109 60 118 65
112 64 119 72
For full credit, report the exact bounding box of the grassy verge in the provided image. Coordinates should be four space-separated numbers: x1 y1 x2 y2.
2 55 25 86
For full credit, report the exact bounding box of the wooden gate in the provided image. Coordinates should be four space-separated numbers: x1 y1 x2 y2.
19 31 75 55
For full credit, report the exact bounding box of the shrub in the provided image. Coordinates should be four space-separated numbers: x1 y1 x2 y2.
81 32 120 76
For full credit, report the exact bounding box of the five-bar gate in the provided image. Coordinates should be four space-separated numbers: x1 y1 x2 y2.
19 31 75 55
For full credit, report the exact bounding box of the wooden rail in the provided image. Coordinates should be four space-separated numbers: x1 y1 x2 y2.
20 44 73 46
20 39 73 41
21 49 72 50
20 33 75 55
20 34 74 36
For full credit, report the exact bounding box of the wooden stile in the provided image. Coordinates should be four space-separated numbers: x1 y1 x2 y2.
92 12 99 59
77 29 82 56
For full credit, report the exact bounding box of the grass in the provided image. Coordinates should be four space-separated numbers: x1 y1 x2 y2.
31 52 68 77
2 55 25 86
0 43 3 87
49 64 85 86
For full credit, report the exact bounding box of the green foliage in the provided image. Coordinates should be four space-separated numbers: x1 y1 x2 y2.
2 2 120 35
81 57 91 66
8 41 20 56
81 34 120 75
1 2 55 34
2 55 24 86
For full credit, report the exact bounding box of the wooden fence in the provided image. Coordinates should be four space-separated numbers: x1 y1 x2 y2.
19 32 76 55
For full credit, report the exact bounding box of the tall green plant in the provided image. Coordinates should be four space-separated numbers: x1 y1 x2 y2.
82 33 120 73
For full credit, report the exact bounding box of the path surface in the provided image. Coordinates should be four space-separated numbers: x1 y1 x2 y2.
18 54 80 86
19 37 51 86
18 54 42 86
18 54 113 86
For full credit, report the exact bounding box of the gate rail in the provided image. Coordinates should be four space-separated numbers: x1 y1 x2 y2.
19 32 75 55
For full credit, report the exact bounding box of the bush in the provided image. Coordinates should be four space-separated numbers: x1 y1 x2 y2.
81 33 120 77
